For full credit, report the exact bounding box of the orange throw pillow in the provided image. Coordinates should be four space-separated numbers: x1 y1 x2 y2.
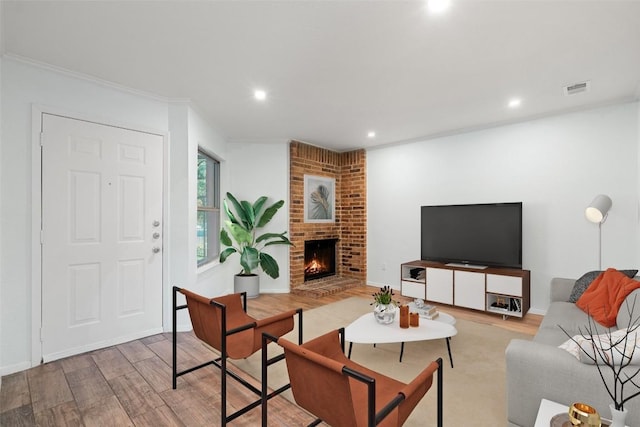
576 268 640 327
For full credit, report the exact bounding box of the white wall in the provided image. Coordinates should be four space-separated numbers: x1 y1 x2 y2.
0 57 235 375
0 57 171 374
169 103 236 331
637 103 640 265
225 141 291 293
367 102 640 314
0 55 4 383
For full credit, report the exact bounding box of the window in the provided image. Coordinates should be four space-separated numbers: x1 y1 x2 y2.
197 150 220 266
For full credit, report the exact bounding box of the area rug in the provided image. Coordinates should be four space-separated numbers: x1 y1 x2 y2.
232 297 531 426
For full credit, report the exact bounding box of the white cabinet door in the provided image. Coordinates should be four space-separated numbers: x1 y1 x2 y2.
487 274 522 297
401 281 425 299
426 268 453 304
454 271 486 310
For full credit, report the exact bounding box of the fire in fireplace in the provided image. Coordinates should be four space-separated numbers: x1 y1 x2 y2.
304 239 338 281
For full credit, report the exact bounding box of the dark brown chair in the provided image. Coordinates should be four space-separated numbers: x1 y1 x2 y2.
172 286 302 426
262 328 442 427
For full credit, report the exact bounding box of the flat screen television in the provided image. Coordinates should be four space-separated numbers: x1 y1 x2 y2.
420 202 522 269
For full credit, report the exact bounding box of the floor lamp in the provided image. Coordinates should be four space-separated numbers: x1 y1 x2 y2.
585 194 612 270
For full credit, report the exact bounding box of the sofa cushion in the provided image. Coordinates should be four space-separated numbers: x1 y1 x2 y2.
576 268 640 327
559 328 640 365
568 269 638 303
617 288 640 328
536 301 594 346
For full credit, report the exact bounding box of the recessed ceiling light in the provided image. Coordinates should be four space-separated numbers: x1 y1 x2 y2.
367 131 376 138
254 89 267 101
427 0 451 14
508 98 522 108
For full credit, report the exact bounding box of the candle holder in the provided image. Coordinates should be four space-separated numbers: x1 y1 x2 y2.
568 402 601 427
399 305 409 328
410 312 419 327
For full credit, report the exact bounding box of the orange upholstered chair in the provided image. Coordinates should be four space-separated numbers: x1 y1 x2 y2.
172 286 302 426
262 328 442 427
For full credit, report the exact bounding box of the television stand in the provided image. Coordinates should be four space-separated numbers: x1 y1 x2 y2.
445 263 488 270
400 261 530 318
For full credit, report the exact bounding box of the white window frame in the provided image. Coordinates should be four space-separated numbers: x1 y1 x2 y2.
197 149 220 266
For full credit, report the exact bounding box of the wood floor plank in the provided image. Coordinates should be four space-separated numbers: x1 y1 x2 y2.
140 334 165 346
0 404 35 426
134 355 182 394
80 395 133 427
27 364 75 414
117 339 156 364
159 385 220 427
65 366 114 411
108 370 165 418
145 336 177 366
130 404 184 427
183 372 221 399
0 371 31 413
60 354 97 375
33 401 83 427
91 347 136 381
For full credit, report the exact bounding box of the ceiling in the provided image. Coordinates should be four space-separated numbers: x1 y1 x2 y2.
3 1 640 152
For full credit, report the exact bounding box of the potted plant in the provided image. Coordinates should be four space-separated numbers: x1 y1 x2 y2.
371 285 399 324
219 192 292 298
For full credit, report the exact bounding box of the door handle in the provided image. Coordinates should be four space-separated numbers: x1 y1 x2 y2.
152 220 160 227
153 232 160 239
152 247 161 253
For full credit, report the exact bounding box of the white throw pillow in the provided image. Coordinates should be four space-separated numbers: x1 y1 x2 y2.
559 328 640 365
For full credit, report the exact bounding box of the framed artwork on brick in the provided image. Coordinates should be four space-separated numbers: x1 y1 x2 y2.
304 174 335 223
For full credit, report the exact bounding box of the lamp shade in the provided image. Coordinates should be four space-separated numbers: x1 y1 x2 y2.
585 194 612 223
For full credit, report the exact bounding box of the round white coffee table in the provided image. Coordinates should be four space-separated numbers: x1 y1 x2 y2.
344 308 457 367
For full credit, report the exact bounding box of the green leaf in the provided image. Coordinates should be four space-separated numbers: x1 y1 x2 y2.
240 200 255 228
227 221 252 245
240 247 260 274
220 228 232 247
257 200 284 227
256 231 291 244
252 196 268 225
260 252 280 279
219 247 237 263
223 199 239 225
227 192 251 228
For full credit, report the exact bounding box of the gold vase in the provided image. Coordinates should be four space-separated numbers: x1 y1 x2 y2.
568 403 601 427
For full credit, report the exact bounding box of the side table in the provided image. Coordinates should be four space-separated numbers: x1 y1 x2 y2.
534 398 626 427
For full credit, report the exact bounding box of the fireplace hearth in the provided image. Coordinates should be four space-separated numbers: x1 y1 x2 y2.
304 239 338 281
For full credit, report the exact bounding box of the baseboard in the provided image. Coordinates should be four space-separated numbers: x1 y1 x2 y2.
42 327 163 363
0 361 33 377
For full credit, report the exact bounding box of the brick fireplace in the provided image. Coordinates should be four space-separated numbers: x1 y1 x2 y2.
289 141 366 296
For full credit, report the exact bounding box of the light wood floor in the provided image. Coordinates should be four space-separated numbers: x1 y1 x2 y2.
0 285 541 426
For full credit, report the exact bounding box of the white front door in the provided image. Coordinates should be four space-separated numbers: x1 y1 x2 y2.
41 114 164 362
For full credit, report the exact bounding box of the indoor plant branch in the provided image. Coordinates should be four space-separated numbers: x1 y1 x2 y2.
559 297 640 411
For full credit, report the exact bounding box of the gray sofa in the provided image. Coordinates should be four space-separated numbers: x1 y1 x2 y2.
505 277 640 427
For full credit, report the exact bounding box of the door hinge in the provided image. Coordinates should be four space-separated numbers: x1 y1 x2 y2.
40 230 44 245
40 327 44 342
40 132 45 147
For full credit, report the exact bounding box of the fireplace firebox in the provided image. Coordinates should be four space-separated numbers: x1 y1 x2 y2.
304 239 338 281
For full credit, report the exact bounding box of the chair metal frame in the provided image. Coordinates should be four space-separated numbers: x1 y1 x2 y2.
172 286 302 426
262 327 443 427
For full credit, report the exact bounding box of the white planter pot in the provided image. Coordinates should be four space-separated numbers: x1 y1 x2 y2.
234 274 260 298
609 403 628 427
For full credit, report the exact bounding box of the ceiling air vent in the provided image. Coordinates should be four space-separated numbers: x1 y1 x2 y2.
563 81 591 96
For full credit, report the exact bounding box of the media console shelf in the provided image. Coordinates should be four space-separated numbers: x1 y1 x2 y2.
400 260 530 318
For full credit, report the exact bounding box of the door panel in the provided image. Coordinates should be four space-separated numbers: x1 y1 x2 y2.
41 114 163 362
